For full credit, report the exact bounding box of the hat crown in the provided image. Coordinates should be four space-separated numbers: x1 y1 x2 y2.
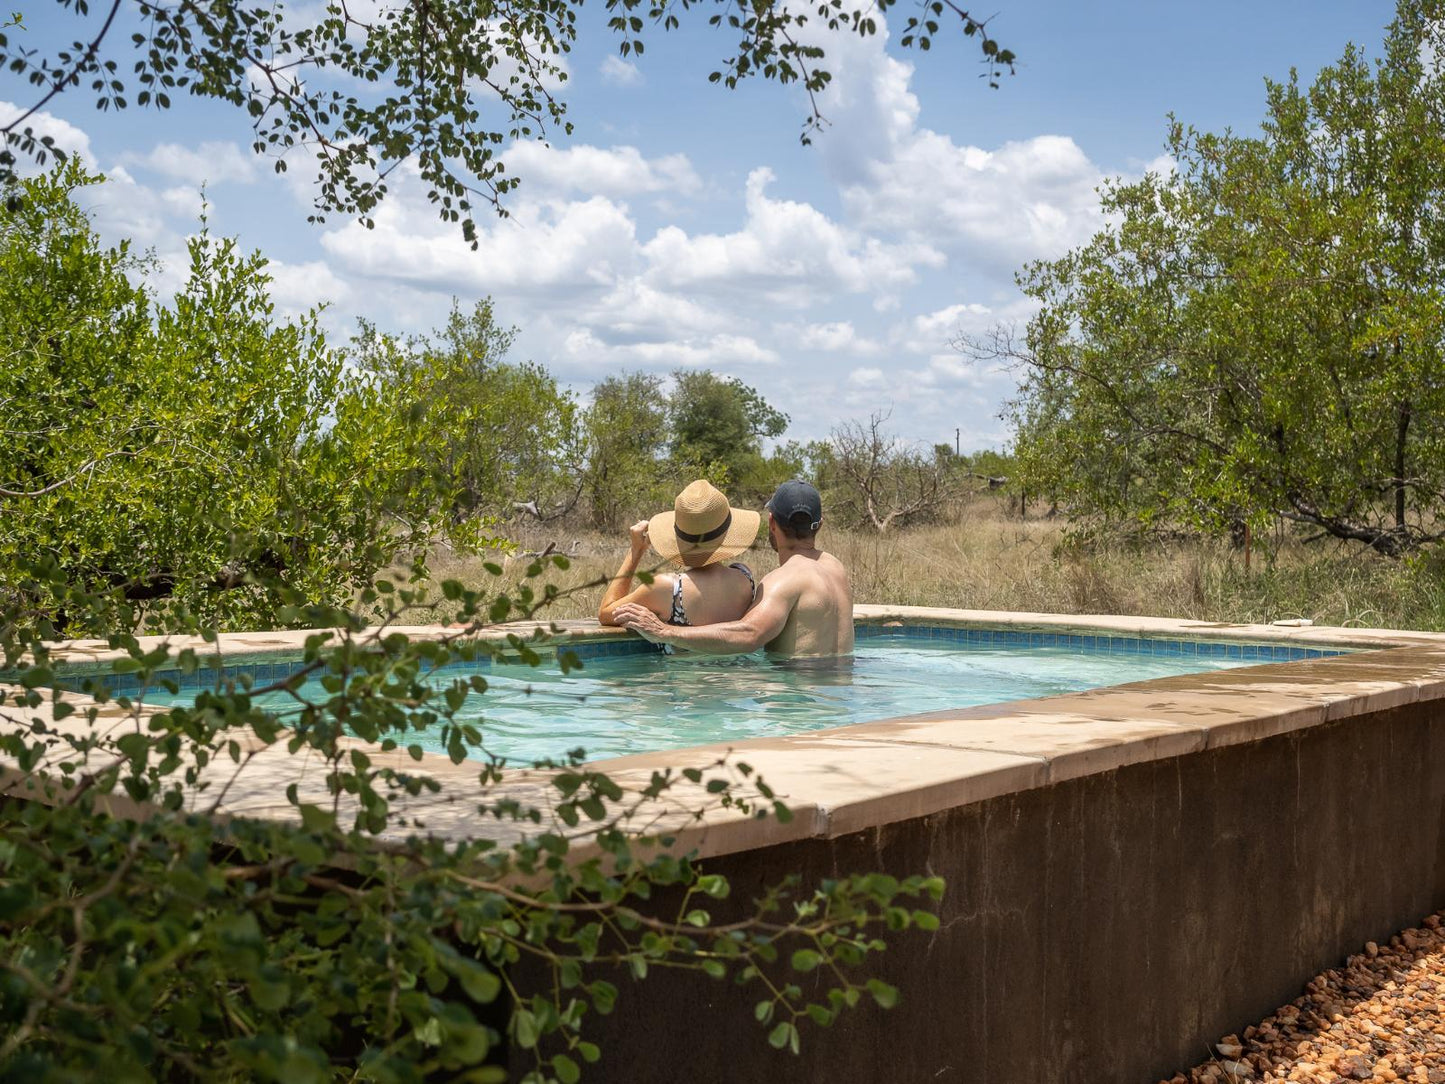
674 480 731 536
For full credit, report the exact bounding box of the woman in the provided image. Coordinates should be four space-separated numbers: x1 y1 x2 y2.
598 480 759 646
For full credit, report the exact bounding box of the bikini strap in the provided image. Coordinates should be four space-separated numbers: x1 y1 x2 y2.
728 561 757 601
668 572 688 626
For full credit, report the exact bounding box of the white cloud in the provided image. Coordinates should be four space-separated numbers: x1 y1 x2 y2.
641 167 942 305
503 142 698 199
264 258 353 317
803 24 1107 267
120 141 259 185
0 10 1142 450
599 55 643 87
889 297 1039 357
570 280 733 340
780 320 882 355
917 353 990 389
558 327 778 371
77 165 195 253
846 366 886 389
0 101 93 169
321 176 640 295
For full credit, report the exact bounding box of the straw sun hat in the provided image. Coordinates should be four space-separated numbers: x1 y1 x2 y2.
647 480 761 567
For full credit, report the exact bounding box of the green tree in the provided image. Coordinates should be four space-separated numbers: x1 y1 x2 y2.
0 0 1014 244
353 300 583 522
989 0 1445 555
581 371 670 529
0 161 463 635
667 370 789 499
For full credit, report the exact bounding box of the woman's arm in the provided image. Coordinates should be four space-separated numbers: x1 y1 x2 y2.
598 521 669 625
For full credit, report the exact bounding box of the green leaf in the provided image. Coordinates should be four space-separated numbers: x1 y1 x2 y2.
805 1003 834 1026
513 1009 539 1049
697 874 730 898
588 981 617 1014
767 1021 796 1051
790 949 821 972
249 976 290 1011
552 1054 581 1084
866 979 898 1009
913 909 940 931
116 732 149 764
453 958 501 1004
298 804 336 833
0 882 35 921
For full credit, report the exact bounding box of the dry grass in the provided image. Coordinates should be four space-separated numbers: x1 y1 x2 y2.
415 496 1445 632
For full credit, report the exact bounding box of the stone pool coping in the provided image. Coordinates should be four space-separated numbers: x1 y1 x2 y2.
25 605 1445 672
7 607 1445 864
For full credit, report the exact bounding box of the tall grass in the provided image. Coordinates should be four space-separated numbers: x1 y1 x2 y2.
416 497 1445 632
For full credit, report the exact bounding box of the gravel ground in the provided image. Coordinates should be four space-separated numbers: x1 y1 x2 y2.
1161 914 1445 1083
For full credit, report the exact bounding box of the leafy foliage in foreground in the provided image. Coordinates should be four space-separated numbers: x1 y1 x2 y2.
0 562 942 1082
993 0 1445 556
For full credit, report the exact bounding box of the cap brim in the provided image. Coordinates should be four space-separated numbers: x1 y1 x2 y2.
648 507 762 567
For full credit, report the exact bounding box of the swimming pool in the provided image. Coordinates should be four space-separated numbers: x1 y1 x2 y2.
119 631 1296 764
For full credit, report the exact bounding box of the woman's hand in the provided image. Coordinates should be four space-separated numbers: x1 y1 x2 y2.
628 520 651 556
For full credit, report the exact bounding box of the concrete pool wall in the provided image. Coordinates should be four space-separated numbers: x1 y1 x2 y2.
7 607 1445 1081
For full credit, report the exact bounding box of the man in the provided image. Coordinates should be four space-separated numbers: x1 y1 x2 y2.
614 480 853 659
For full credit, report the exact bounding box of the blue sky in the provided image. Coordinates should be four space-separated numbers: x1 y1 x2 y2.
3 0 1397 449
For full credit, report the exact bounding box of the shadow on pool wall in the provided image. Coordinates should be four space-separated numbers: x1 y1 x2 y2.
532 697 1445 1083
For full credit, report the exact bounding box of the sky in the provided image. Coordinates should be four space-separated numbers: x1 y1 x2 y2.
2 0 1400 451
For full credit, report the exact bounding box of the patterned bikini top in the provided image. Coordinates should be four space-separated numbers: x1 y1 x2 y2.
662 562 757 656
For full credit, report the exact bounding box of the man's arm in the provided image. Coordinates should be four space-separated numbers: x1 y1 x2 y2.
613 578 795 655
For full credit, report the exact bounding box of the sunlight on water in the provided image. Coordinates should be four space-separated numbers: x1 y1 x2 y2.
147 640 1250 765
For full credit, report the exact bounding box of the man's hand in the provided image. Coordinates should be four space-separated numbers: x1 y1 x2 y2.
627 520 651 557
613 602 670 644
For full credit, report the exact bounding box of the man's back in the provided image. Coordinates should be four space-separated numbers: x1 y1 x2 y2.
760 549 854 657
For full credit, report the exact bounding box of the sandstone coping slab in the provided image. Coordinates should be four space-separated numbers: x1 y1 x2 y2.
30 606 1445 674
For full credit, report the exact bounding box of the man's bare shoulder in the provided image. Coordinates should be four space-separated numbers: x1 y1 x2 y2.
759 561 803 591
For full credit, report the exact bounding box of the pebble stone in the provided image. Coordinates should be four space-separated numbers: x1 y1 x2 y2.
1160 914 1445 1084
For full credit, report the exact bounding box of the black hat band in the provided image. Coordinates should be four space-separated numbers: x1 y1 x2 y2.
674 511 732 545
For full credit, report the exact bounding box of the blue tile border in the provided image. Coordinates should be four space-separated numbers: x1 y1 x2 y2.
20 625 1344 698
854 623 1345 662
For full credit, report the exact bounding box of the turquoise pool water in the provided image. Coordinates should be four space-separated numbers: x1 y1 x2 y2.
133 637 1258 764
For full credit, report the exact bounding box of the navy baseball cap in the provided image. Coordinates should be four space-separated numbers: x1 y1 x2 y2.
766 479 822 531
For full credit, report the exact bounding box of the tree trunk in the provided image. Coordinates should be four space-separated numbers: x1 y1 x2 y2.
1395 399 1410 532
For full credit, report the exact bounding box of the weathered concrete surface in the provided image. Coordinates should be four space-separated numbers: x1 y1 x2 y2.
554 702 1445 1084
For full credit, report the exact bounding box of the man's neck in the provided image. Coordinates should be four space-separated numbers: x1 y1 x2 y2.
775 540 820 563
